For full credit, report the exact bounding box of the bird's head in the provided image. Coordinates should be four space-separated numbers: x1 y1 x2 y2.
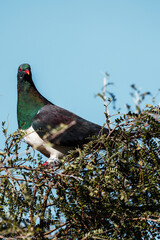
17 63 32 82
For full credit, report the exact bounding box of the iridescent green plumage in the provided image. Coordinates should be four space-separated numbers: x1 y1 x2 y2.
19 63 30 71
17 64 47 129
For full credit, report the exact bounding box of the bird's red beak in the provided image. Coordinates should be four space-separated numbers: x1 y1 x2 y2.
24 69 30 75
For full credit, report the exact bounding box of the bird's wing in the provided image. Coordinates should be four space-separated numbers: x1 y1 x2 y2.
32 104 107 147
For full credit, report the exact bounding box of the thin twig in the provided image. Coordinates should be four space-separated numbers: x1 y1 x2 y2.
44 222 67 236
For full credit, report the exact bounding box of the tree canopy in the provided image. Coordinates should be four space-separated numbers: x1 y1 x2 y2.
0 86 160 239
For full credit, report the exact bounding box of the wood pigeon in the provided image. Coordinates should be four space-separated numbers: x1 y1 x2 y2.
17 63 108 166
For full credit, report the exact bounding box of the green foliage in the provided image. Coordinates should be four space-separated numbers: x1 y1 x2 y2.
0 96 160 239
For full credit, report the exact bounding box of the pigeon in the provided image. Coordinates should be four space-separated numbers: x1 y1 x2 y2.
17 63 108 166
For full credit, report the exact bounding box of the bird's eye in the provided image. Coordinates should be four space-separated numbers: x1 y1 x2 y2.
19 68 22 72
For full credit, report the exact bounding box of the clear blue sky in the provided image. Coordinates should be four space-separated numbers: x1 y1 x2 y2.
1 0 160 143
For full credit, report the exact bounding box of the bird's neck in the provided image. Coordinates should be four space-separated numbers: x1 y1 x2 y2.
17 81 47 130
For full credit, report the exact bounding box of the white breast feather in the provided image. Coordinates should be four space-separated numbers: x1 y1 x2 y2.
23 126 64 159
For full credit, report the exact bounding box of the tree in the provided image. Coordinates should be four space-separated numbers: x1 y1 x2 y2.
0 86 160 239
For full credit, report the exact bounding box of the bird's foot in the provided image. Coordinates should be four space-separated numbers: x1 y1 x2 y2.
42 157 61 167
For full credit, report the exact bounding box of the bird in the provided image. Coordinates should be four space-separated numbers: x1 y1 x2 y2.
17 63 108 166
